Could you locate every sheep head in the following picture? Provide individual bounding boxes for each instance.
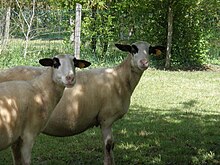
[39,55,91,88]
[115,42,165,71]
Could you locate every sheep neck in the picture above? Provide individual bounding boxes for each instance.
[31,68,65,110]
[115,54,144,94]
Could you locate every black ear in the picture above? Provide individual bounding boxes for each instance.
[115,44,131,52]
[39,57,61,68]
[149,45,166,56]
[39,58,54,67]
[115,44,138,54]
[73,58,91,69]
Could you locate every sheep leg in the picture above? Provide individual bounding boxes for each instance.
[20,135,35,165]
[101,126,115,165]
[11,134,35,165]
[11,138,23,165]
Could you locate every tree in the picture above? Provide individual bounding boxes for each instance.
[0,0,12,54]
[165,0,174,69]
[15,0,36,58]
[1,0,218,68]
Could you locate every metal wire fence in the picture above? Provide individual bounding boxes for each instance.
[0,9,73,56]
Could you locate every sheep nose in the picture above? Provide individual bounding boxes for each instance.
[66,75,74,82]
[140,59,148,65]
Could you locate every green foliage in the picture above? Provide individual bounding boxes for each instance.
[0,0,219,69]
[169,0,218,68]
[79,0,219,69]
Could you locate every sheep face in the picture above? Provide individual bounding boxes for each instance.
[132,42,151,70]
[115,41,164,71]
[39,55,91,87]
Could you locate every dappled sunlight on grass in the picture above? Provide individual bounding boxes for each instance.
[118,142,140,150]
[114,104,220,164]
[137,130,154,137]
[119,128,128,135]
[163,115,182,124]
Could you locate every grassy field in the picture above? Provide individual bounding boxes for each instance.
[0,69,220,165]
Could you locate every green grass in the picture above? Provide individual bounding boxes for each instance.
[0,70,220,165]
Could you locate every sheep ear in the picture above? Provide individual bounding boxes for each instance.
[73,58,91,68]
[115,44,138,54]
[39,58,61,68]
[39,58,54,67]
[149,45,165,56]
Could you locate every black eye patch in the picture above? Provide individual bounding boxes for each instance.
[53,57,61,69]
[131,45,138,54]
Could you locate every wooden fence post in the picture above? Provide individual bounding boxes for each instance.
[74,3,82,59]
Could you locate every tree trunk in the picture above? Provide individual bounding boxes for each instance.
[0,5,11,53]
[165,1,174,69]
[16,0,35,58]
[24,34,29,58]
[91,4,97,54]
[3,6,11,43]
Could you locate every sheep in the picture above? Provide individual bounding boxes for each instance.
[0,66,44,82]
[0,41,164,165]
[42,41,164,165]
[0,55,91,165]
